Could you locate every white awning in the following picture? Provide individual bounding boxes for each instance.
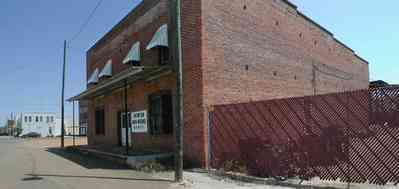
[123,42,140,64]
[99,60,112,78]
[68,66,173,102]
[87,68,99,84]
[146,24,168,50]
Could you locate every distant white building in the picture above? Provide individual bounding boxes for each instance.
[18,113,61,137]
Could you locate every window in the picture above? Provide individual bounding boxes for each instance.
[24,116,28,123]
[95,108,105,135]
[149,91,173,135]
[29,116,32,122]
[46,116,50,123]
[159,47,169,66]
[50,116,54,123]
[35,116,39,122]
[39,116,43,122]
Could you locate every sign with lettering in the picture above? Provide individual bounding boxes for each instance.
[131,110,148,133]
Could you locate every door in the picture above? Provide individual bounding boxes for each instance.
[149,96,162,135]
[120,112,131,147]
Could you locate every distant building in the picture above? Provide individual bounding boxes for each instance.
[18,113,60,137]
[370,80,399,89]
[78,100,88,136]
[65,119,80,136]
[0,126,7,135]
[6,119,17,136]
[370,80,389,88]
[0,117,18,136]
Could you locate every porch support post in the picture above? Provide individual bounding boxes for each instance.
[124,79,129,156]
[73,100,75,146]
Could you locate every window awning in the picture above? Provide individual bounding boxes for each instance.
[68,66,173,102]
[99,60,112,78]
[87,68,99,84]
[123,42,140,64]
[146,24,168,50]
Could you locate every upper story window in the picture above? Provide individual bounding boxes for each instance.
[36,116,39,122]
[159,47,169,66]
[29,116,32,122]
[123,42,141,66]
[24,116,28,123]
[146,24,169,66]
[40,116,43,122]
[87,68,99,85]
[99,60,113,78]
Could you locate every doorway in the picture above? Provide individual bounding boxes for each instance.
[149,91,173,135]
[117,111,131,147]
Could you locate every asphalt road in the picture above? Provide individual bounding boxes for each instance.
[0,136,176,189]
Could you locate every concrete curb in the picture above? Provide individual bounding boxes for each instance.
[72,147,127,165]
[72,147,173,169]
[189,169,341,189]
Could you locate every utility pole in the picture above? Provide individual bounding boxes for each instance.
[61,40,67,148]
[171,0,184,182]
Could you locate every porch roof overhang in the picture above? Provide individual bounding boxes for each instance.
[68,66,173,102]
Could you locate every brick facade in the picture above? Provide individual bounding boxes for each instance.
[81,0,369,168]
[86,0,175,151]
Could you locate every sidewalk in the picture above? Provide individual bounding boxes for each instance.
[74,145,174,169]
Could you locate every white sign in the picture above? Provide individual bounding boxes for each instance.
[131,110,148,133]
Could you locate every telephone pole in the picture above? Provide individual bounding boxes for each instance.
[61,40,67,148]
[171,0,184,182]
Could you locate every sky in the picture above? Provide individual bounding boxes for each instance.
[0,1,398,125]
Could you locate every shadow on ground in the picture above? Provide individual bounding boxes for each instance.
[22,174,174,183]
[45,147,129,170]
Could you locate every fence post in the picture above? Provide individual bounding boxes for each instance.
[208,109,213,169]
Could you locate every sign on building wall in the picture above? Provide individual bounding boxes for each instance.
[131,111,148,133]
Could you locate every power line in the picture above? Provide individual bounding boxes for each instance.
[69,0,104,43]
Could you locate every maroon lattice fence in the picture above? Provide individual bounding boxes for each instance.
[210,87,399,185]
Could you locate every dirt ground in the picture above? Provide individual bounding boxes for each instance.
[21,136,88,148]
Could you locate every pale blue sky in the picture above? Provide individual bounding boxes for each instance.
[0,1,397,125]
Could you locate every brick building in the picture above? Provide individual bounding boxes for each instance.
[70,0,369,167]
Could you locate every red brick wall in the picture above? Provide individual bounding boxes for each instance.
[199,0,369,167]
[180,0,208,167]
[201,0,369,107]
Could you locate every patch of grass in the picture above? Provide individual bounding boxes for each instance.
[220,159,248,174]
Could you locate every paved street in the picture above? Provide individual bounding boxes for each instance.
[0,136,176,189]
[0,136,297,189]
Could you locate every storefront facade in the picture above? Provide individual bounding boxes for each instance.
[70,0,369,168]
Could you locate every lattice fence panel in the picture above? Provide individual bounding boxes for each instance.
[210,87,399,185]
